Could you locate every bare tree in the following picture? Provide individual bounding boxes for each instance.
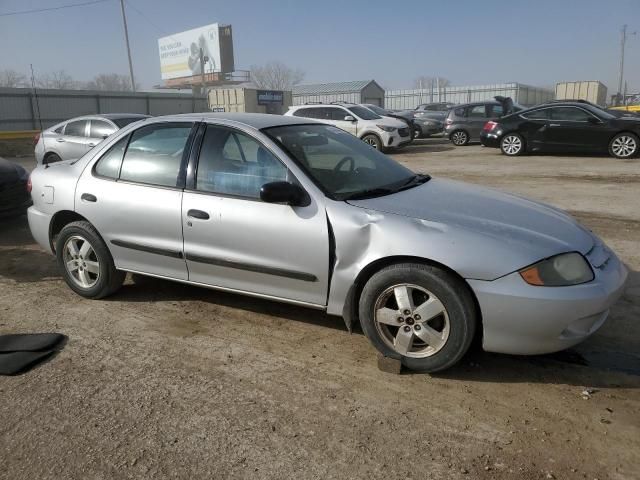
[0,69,27,88]
[37,70,77,89]
[413,76,451,90]
[250,61,305,90]
[86,73,139,92]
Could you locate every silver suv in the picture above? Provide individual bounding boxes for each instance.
[285,103,411,152]
[34,114,150,164]
[444,97,522,145]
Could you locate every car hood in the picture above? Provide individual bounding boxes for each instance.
[377,117,409,128]
[347,178,594,259]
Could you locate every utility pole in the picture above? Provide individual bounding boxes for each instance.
[617,25,636,105]
[119,0,136,92]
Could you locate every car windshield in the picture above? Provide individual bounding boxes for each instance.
[263,124,429,200]
[347,106,381,120]
[113,117,147,128]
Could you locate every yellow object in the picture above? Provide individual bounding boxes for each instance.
[0,130,39,140]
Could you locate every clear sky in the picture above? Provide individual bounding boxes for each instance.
[1,0,638,93]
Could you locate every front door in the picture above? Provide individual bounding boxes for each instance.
[544,106,608,150]
[181,124,329,305]
[76,122,194,280]
[326,107,358,136]
[60,119,91,161]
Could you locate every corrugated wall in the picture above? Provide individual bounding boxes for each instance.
[292,92,362,106]
[0,87,208,131]
[384,83,554,110]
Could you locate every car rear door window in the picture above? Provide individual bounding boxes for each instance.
[467,105,487,118]
[93,135,129,179]
[550,107,592,122]
[489,104,504,117]
[89,120,116,139]
[119,123,192,187]
[196,126,287,199]
[293,108,318,119]
[65,120,87,137]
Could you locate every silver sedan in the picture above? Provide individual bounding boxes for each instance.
[27,113,628,372]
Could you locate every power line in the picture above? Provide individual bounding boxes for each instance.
[124,0,177,40]
[0,0,110,17]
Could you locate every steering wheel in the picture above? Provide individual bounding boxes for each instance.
[333,156,355,173]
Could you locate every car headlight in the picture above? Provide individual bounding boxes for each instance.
[376,125,397,132]
[519,252,594,286]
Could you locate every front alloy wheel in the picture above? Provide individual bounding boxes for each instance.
[501,134,524,156]
[374,284,450,358]
[609,133,639,158]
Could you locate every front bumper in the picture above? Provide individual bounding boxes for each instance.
[468,248,628,355]
[382,129,412,148]
[479,131,500,148]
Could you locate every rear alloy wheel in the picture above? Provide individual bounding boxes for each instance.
[362,134,382,150]
[500,133,525,156]
[359,263,476,372]
[609,133,639,159]
[450,130,469,146]
[56,221,125,299]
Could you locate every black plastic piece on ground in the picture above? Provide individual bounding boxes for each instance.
[0,351,55,375]
[0,333,66,353]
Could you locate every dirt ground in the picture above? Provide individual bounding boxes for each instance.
[1,141,639,480]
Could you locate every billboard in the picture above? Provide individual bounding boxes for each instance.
[158,24,234,81]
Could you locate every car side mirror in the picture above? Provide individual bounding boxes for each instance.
[587,116,601,124]
[343,115,356,122]
[260,181,310,207]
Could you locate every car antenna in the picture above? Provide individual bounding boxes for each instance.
[30,64,47,168]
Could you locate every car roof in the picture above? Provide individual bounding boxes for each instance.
[98,113,151,120]
[149,112,315,129]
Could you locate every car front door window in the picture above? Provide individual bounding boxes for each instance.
[197,126,288,198]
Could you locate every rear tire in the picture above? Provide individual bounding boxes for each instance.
[450,130,469,146]
[362,134,383,151]
[359,263,476,373]
[609,132,639,159]
[55,221,125,299]
[500,133,525,156]
[44,153,62,164]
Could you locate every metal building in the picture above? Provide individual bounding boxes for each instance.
[292,80,385,106]
[384,83,554,110]
[555,81,608,106]
[208,87,292,114]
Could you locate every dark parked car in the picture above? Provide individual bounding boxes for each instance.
[0,158,32,218]
[444,97,522,146]
[480,101,640,158]
[361,104,416,142]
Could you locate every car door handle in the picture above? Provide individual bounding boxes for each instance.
[81,193,97,202]
[549,123,561,127]
[56,138,65,143]
[187,209,210,220]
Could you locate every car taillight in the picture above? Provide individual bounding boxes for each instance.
[33,132,41,146]
[26,175,32,193]
[483,121,498,132]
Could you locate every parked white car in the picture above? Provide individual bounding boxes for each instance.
[285,103,411,151]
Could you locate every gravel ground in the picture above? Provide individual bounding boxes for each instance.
[1,141,639,479]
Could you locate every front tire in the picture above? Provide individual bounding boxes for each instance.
[55,221,125,299]
[609,132,639,159]
[450,130,469,146]
[359,263,476,373]
[500,133,525,156]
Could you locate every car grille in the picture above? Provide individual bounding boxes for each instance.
[585,237,612,270]
[398,127,410,137]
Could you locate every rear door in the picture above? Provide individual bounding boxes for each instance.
[181,123,329,305]
[60,119,91,160]
[517,108,550,150]
[466,105,490,139]
[76,122,194,280]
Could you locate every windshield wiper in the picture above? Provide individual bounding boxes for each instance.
[342,187,396,200]
[396,173,431,191]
